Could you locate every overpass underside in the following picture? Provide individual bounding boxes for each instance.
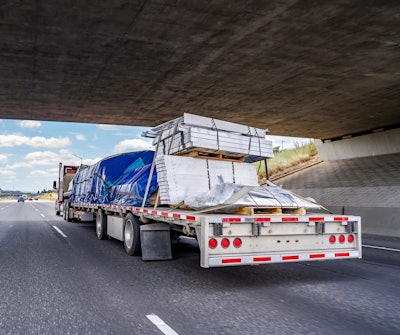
[0,1,399,141]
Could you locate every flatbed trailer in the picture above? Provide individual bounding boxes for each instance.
[69,201,362,268]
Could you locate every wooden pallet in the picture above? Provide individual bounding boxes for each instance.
[234,207,306,216]
[177,148,245,162]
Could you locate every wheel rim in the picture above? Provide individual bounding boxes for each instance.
[124,219,133,249]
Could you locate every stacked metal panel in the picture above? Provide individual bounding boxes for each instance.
[143,113,273,162]
[156,155,259,205]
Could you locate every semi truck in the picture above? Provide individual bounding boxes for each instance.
[57,113,362,268]
[54,163,78,216]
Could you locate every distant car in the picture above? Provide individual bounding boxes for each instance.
[28,197,33,201]
[17,197,25,203]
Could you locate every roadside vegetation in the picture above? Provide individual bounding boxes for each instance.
[257,141,320,184]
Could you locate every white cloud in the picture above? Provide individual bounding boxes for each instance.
[114,139,153,153]
[29,170,49,176]
[0,169,16,176]
[0,134,71,148]
[24,151,62,166]
[76,134,86,141]
[82,157,101,165]
[6,162,31,169]
[18,120,42,128]
[0,154,8,164]
[21,150,100,168]
[97,124,118,131]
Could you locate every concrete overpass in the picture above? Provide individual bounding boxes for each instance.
[1,1,399,149]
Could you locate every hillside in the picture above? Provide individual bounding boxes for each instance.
[257,141,321,183]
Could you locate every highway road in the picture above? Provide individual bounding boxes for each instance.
[0,200,399,335]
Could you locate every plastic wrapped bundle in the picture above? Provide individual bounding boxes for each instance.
[185,182,320,212]
[70,151,156,205]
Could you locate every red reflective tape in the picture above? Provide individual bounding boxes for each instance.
[334,217,348,221]
[186,215,196,221]
[309,217,325,221]
[151,210,158,215]
[335,252,350,257]
[222,258,242,264]
[255,217,271,222]
[172,213,181,219]
[253,257,272,262]
[309,253,325,259]
[282,255,299,261]
[222,218,242,223]
[282,217,298,222]
[143,209,148,213]
[135,207,141,212]
[161,212,168,216]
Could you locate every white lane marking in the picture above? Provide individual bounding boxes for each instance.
[363,244,400,252]
[146,314,179,335]
[40,213,45,218]
[53,226,67,238]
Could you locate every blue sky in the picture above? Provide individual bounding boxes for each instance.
[0,119,311,193]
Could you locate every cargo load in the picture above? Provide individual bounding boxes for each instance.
[70,150,157,206]
[56,113,362,268]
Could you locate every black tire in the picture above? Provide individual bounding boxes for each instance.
[123,213,141,256]
[64,202,72,222]
[96,209,107,240]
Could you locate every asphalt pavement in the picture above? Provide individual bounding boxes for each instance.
[0,200,399,335]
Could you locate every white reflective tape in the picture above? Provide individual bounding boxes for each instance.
[53,226,67,238]
[146,314,179,335]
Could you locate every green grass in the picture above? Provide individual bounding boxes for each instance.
[256,141,318,183]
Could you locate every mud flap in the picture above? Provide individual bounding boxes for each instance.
[140,223,172,261]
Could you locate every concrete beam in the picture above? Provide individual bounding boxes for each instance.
[316,128,400,160]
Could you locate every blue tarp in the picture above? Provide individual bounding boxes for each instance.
[70,151,158,206]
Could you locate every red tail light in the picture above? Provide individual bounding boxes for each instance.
[329,235,336,244]
[209,239,217,249]
[233,238,242,248]
[339,235,345,243]
[348,234,355,243]
[221,238,230,248]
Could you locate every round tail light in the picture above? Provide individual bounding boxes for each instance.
[221,238,230,248]
[209,238,217,249]
[233,238,242,248]
[329,235,336,244]
[348,234,355,243]
[339,235,345,243]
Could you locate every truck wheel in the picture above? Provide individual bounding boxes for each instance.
[96,210,107,240]
[123,213,141,256]
[64,202,72,222]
